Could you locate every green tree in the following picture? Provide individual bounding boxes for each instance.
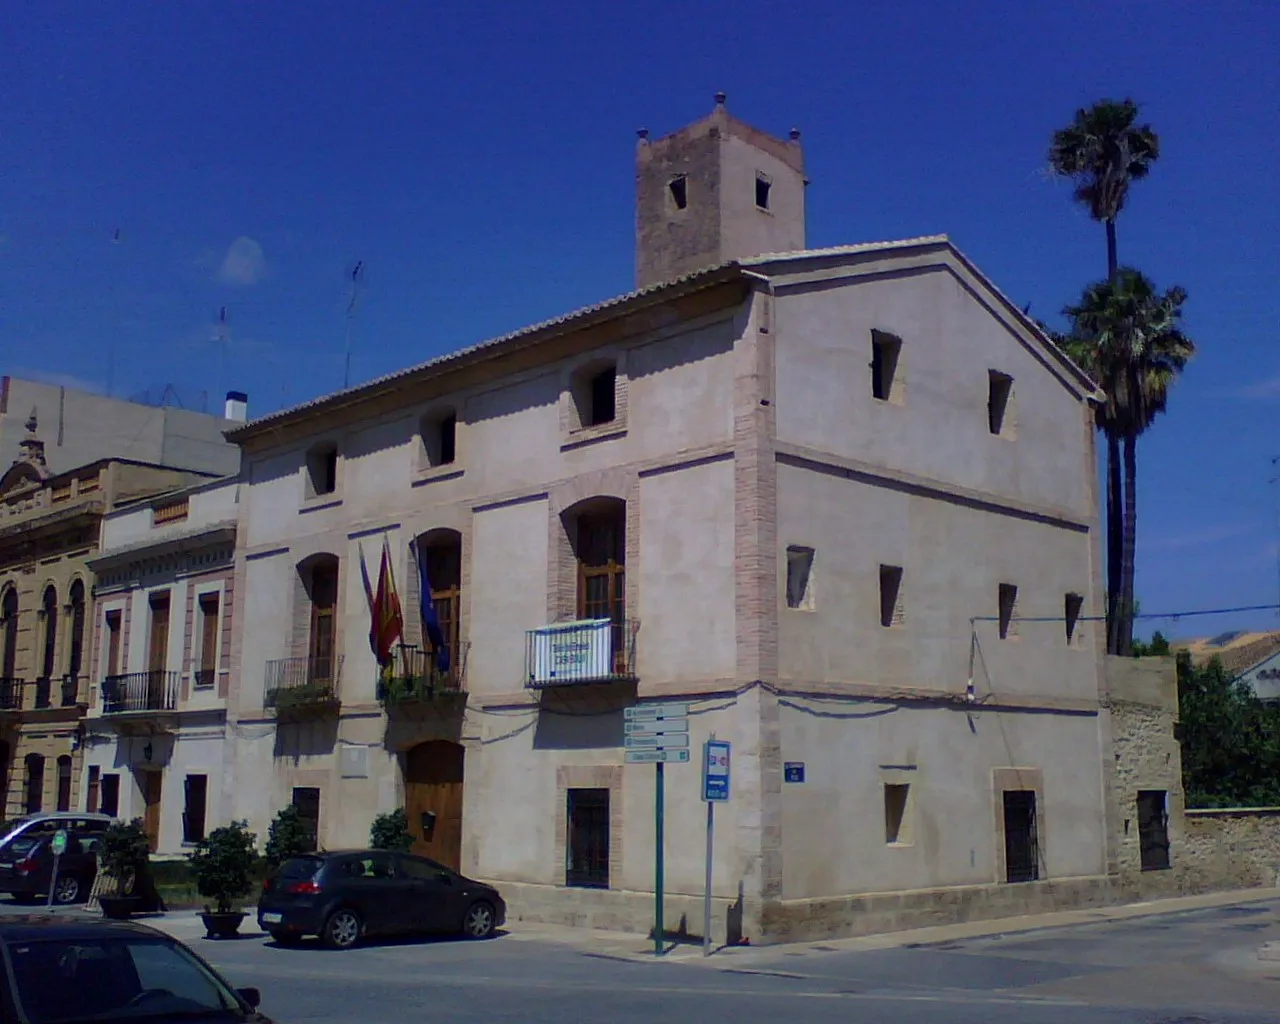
[264,805,311,868]
[1049,99,1159,655]
[1131,629,1169,657]
[189,821,258,914]
[1063,270,1194,654]
[369,809,415,852]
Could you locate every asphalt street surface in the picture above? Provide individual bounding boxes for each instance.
[4,897,1279,1022]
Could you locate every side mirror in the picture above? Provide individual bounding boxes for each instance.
[236,988,261,1009]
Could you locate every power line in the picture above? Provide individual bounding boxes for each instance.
[971,602,1280,625]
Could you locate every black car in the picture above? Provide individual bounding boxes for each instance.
[0,915,271,1022]
[0,814,113,905]
[257,850,505,949]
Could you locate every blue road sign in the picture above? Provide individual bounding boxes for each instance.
[703,739,731,801]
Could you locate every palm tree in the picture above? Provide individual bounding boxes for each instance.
[1049,99,1159,654]
[1064,270,1195,654]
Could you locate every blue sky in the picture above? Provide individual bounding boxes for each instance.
[2,1,1278,639]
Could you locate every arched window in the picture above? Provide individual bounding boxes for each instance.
[24,753,44,814]
[41,585,58,679]
[56,754,72,812]
[68,580,86,679]
[1,588,17,681]
[413,531,461,673]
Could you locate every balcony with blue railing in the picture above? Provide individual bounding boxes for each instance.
[524,619,638,689]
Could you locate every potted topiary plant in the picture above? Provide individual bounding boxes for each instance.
[264,805,311,869]
[190,820,258,939]
[98,819,153,920]
[369,809,414,852]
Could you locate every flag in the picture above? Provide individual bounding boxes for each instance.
[372,537,404,667]
[411,539,451,673]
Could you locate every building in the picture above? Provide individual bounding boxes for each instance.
[1175,630,1280,702]
[0,410,226,821]
[222,96,1109,943]
[81,477,238,852]
[0,378,244,479]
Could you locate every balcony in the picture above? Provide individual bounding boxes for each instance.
[30,675,86,712]
[525,618,638,689]
[377,644,469,710]
[102,671,180,716]
[265,656,342,719]
[0,678,23,714]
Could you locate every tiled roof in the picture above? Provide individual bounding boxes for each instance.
[1175,631,1280,676]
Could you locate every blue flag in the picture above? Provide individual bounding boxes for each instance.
[411,539,450,673]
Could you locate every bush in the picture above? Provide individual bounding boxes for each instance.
[264,806,312,868]
[100,819,150,889]
[189,821,258,914]
[369,809,414,852]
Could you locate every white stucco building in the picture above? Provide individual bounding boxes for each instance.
[220,98,1112,943]
[82,477,238,854]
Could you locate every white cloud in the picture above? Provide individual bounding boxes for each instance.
[1146,524,1250,550]
[217,236,267,286]
[1238,374,1280,399]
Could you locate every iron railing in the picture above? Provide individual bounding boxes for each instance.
[264,656,343,711]
[525,618,638,689]
[60,674,83,707]
[377,643,469,707]
[0,678,23,712]
[102,671,180,714]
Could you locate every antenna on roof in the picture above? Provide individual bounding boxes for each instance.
[343,260,364,390]
[215,306,230,402]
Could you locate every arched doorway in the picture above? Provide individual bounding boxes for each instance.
[404,741,464,871]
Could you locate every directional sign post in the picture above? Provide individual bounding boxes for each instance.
[625,703,689,955]
[47,829,67,909]
[701,738,731,956]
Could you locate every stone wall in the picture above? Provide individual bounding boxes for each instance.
[1180,808,1280,892]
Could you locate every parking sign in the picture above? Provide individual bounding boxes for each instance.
[702,739,730,802]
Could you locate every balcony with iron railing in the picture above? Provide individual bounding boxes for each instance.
[101,671,180,715]
[0,678,23,713]
[376,643,469,710]
[264,656,343,717]
[32,675,85,711]
[525,618,638,689]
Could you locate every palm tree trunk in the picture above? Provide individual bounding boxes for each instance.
[1106,433,1123,654]
[1106,219,1118,280]
[1120,432,1138,656]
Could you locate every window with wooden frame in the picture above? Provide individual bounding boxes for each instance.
[1,588,17,679]
[196,593,220,687]
[148,592,171,673]
[68,580,86,680]
[422,538,462,669]
[56,755,72,812]
[104,610,122,677]
[575,502,626,670]
[307,560,339,683]
[183,774,208,844]
[86,765,101,814]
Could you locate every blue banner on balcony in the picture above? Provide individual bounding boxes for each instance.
[528,619,613,685]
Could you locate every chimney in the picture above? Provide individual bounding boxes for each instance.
[224,391,248,423]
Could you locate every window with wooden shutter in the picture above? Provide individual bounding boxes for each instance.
[183,775,208,843]
[197,594,220,687]
[87,765,101,814]
[105,611,122,677]
[575,503,625,671]
[308,562,339,682]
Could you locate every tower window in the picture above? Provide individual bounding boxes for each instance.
[871,331,902,402]
[668,175,688,211]
[988,371,1014,436]
[755,176,771,210]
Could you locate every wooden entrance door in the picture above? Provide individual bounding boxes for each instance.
[404,742,464,871]
[142,772,162,851]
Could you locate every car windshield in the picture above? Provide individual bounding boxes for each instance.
[6,934,244,1022]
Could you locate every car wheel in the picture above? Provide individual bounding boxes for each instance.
[322,909,362,950]
[270,930,303,947]
[52,875,81,905]
[462,901,496,940]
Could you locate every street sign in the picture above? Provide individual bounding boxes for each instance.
[625,718,688,734]
[624,703,689,721]
[784,762,805,784]
[50,830,67,857]
[625,732,690,749]
[625,748,690,764]
[703,740,731,802]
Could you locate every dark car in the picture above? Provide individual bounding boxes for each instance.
[0,814,114,905]
[0,915,272,1022]
[257,850,505,949]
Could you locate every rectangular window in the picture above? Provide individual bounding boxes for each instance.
[1137,790,1171,871]
[1064,593,1084,645]
[292,787,321,853]
[566,788,610,888]
[879,565,904,627]
[308,564,339,682]
[998,583,1018,639]
[884,783,911,844]
[87,766,101,814]
[197,594,220,687]
[871,330,902,402]
[148,593,171,673]
[755,175,771,210]
[308,445,339,497]
[99,773,120,817]
[438,414,457,465]
[183,775,208,844]
[105,611,122,677]
[56,757,72,813]
[668,175,688,210]
[786,546,815,610]
[988,371,1013,436]
[1002,790,1039,883]
[589,368,617,426]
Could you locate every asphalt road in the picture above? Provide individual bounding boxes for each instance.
[5,897,1280,1022]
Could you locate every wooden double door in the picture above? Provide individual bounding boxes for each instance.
[404,742,464,872]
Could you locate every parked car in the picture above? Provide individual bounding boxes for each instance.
[258,850,505,949]
[0,915,272,1022]
[0,813,114,905]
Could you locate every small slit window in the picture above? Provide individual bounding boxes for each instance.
[785,546,815,610]
[879,565,904,628]
[307,443,339,497]
[755,175,771,210]
[884,783,911,844]
[998,582,1018,639]
[988,371,1014,436]
[871,330,902,402]
[668,175,688,211]
[1065,593,1084,645]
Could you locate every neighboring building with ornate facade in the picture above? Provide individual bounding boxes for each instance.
[82,477,237,853]
[0,411,222,822]
[220,98,1113,943]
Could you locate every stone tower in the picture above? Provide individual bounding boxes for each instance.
[635,93,806,290]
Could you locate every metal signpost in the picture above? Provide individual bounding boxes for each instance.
[624,702,689,955]
[47,829,67,909]
[701,738,730,956]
